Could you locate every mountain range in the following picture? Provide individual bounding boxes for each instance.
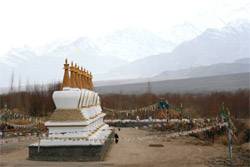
[155,57,250,79]
[158,22,202,45]
[0,28,176,87]
[93,57,250,87]
[0,19,249,88]
[98,19,250,80]
[95,73,250,95]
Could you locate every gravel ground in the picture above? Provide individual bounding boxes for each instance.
[0,128,249,167]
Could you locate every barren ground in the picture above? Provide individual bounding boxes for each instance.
[0,128,249,167]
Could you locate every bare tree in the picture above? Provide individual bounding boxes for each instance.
[9,71,15,93]
[18,77,22,92]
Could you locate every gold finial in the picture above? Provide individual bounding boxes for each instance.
[85,70,89,89]
[90,72,94,90]
[90,72,92,79]
[70,61,76,88]
[77,65,82,89]
[61,58,71,89]
[86,70,90,79]
[89,72,93,90]
[80,66,84,89]
[74,63,79,87]
[81,67,86,89]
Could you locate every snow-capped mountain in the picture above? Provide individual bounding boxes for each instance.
[95,28,175,61]
[223,18,250,33]
[0,28,175,87]
[100,19,250,80]
[1,19,249,87]
[0,46,37,67]
[37,37,78,56]
[158,22,202,45]
[191,3,250,31]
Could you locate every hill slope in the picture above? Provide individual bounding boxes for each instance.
[95,73,250,94]
[155,57,250,79]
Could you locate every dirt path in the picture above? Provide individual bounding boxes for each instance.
[0,128,235,167]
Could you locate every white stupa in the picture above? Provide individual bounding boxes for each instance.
[29,59,113,161]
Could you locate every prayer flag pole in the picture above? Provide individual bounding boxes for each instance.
[38,119,40,153]
[226,108,233,167]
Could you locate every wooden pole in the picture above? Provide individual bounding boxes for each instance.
[38,120,40,153]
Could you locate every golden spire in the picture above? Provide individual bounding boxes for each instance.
[77,65,82,89]
[86,70,90,90]
[83,68,87,89]
[89,72,92,78]
[80,66,85,89]
[89,72,94,90]
[70,61,76,88]
[74,63,79,88]
[61,58,71,89]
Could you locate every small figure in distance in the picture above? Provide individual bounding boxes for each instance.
[149,116,152,122]
[114,133,119,144]
[118,128,121,131]
[136,116,140,122]
[1,123,5,139]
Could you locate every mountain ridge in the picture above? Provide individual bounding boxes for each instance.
[0,28,175,87]
[99,19,250,80]
[0,19,249,87]
[95,72,250,95]
[155,57,250,79]
[93,57,250,87]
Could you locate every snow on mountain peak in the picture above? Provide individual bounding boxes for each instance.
[158,22,202,45]
[223,18,250,32]
[95,28,175,61]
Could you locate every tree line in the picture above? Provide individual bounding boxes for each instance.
[101,90,249,119]
[0,81,249,119]
[0,82,60,117]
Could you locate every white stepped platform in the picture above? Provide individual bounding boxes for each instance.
[29,88,113,161]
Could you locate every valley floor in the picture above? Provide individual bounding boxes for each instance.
[0,128,249,167]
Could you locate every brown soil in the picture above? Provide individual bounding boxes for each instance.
[0,128,249,167]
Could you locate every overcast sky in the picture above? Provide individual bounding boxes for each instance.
[0,0,249,56]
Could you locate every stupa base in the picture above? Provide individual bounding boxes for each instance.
[28,131,114,162]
